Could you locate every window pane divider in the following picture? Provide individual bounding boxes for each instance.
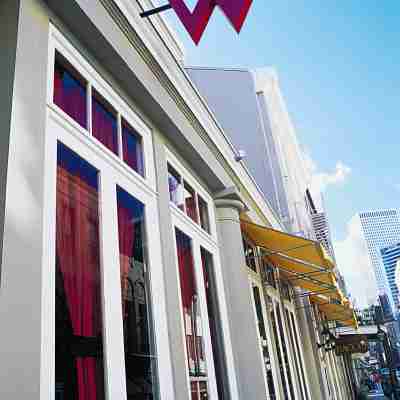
[87,82,93,136]
[117,112,123,159]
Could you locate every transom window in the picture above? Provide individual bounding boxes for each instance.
[53,51,145,178]
[167,161,211,235]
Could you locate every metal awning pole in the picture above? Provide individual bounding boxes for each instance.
[140,4,172,18]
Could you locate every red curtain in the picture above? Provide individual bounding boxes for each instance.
[54,66,87,129]
[92,97,118,155]
[56,166,104,400]
[185,196,198,223]
[117,202,135,318]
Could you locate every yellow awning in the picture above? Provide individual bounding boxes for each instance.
[241,219,341,299]
[310,295,358,328]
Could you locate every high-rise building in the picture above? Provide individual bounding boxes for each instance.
[186,67,315,239]
[380,242,400,310]
[359,209,400,310]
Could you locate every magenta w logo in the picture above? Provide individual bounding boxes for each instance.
[169,0,253,44]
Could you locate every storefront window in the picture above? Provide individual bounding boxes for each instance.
[55,142,104,400]
[285,309,305,400]
[54,53,87,129]
[175,229,209,400]
[122,119,144,177]
[201,248,226,400]
[271,308,289,400]
[253,287,276,399]
[117,187,157,400]
[92,90,119,155]
[276,307,295,400]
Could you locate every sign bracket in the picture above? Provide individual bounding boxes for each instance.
[140,4,172,18]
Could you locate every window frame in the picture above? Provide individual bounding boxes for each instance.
[168,151,238,400]
[48,26,154,189]
[41,25,174,400]
[166,149,216,240]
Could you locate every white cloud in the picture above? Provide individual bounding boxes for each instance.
[302,151,351,208]
[333,215,378,308]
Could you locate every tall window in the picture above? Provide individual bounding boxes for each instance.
[175,229,208,400]
[201,248,227,400]
[55,143,104,400]
[117,187,157,400]
[253,288,276,399]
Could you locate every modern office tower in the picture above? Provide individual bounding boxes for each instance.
[380,242,400,310]
[359,209,400,310]
[187,67,315,239]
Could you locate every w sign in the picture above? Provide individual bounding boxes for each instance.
[169,0,253,44]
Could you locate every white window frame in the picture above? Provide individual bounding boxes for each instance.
[47,25,156,192]
[166,148,217,241]
[168,150,239,400]
[40,25,174,400]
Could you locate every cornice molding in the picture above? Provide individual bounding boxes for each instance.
[98,0,283,230]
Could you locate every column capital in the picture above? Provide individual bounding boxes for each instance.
[214,186,247,213]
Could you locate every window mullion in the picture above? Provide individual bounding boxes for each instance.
[117,112,123,159]
[87,82,93,135]
[98,171,127,400]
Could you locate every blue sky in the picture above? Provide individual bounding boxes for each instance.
[163,0,400,241]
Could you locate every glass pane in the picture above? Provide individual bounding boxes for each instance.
[55,142,104,400]
[276,307,295,400]
[92,90,118,155]
[253,289,276,399]
[198,196,210,233]
[54,54,87,129]
[184,181,198,223]
[191,382,199,400]
[175,229,207,377]
[168,164,184,210]
[201,248,223,399]
[117,187,158,400]
[199,382,208,400]
[271,309,289,400]
[122,119,144,177]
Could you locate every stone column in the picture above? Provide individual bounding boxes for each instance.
[215,194,268,400]
[0,1,50,399]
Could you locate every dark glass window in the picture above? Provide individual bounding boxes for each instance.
[253,287,276,399]
[271,309,289,400]
[92,90,118,155]
[168,164,184,210]
[122,119,144,177]
[175,230,209,400]
[198,196,210,234]
[201,248,228,400]
[184,181,198,223]
[117,187,157,400]
[54,53,87,129]
[55,143,104,400]
[276,307,295,400]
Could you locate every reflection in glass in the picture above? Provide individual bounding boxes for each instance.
[168,164,184,210]
[184,181,198,223]
[55,142,104,400]
[117,187,158,400]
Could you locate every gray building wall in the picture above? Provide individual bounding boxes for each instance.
[187,68,288,225]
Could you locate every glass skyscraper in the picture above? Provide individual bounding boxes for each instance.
[359,209,400,311]
[381,243,400,310]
